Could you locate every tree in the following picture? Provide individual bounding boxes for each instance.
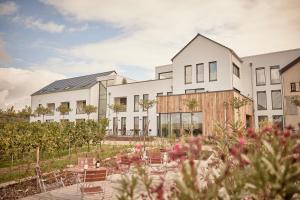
[109,103,125,135]
[94,118,109,155]
[56,104,72,120]
[83,105,97,120]
[291,95,300,107]
[19,106,32,120]
[229,96,249,120]
[139,99,156,149]
[34,105,52,122]
[185,98,199,136]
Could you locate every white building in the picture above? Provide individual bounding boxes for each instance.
[31,34,300,136]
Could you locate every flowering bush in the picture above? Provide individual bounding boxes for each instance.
[116,123,300,200]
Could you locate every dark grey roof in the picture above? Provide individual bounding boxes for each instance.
[31,71,116,96]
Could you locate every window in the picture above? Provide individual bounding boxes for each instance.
[270,66,280,84]
[290,82,300,92]
[113,117,118,135]
[134,95,139,112]
[47,103,55,116]
[114,97,127,112]
[291,83,296,92]
[61,102,70,115]
[185,88,204,94]
[167,92,173,96]
[273,115,283,130]
[142,94,149,111]
[209,61,217,81]
[271,90,282,110]
[257,91,267,110]
[233,63,240,78]
[134,117,139,135]
[157,93,163,96]
[121,117,126,135]
[196,63,204,82]
[142,116,148,133]
[184,65,192,84]
[258,116,268,126]
[256,68,266,85]
[285,96,298,115]
[158,71,172,79]
[76,100,86,114]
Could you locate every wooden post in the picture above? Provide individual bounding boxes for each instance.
[36,146,40,166]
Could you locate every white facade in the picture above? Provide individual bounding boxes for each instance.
[107,78,172,136]
[242,49,300,126]
[31,34,300,134]
[31,85,99,122]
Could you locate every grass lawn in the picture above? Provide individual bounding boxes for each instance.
[0,144,132,184]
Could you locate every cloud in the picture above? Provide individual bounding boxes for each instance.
[68,24,89,32]
[0,1,17,15]
[40,0,300,68]
[13,16,65,33]
[0,68,66,110]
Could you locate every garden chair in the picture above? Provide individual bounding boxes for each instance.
[147,150,166,176]
[78,169,108,199]
[35,166,65,192]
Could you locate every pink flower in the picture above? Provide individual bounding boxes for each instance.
[238,137,246,147]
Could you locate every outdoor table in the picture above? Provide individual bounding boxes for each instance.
[65,166,107,173]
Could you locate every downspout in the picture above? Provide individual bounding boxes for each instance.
[249,62,254,127]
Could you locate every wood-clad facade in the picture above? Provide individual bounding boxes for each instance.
[156,90,253,135]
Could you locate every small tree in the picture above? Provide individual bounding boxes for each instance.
[83,105,97,120]
[34,105,52,122]
[95,118,109,155]
[56,104,72,120]
[19,106,33,121]
[109,103,125,135]
[185,98,199,136]
[230,97,249,120]
[139,99,156,149]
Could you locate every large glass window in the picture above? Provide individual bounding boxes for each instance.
[134,95,139,112]
[196,63,204,82]
[142,116,148,134]
[192,112,203,135]
[76,100,86,114]
[159,112,203,137]
[271,90,282,110]
[184,65,192,84]
[121,117,126,135]
[159,71,172,79]
[134,117,139,135]
[47,103,55,116]
[157,93,163,96]
[209,61,217,81]
[270,66,280,84]
[257,91,267,110]
[170,113,181,137]
[256,68,266,85]
[233,63,240,78]
[185,88,204,94]
[182,113,191,135]
[143,94,149,111]
[113,117,118,135]
[160,114,169,137]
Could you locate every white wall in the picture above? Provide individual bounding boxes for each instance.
[155,64,173,79]
[171,36,233,94]
[242,49,300,127]
[31,86,99,122]
[107,78,172,136]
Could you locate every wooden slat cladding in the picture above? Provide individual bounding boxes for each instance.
[157,90,253,135]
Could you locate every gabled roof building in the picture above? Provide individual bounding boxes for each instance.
[31,34,300,136]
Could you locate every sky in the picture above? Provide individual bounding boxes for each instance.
[0,0,299,110]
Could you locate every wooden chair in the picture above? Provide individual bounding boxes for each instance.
[78,169,107,199]
[35,166,65,192]
[148,151,163,165]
